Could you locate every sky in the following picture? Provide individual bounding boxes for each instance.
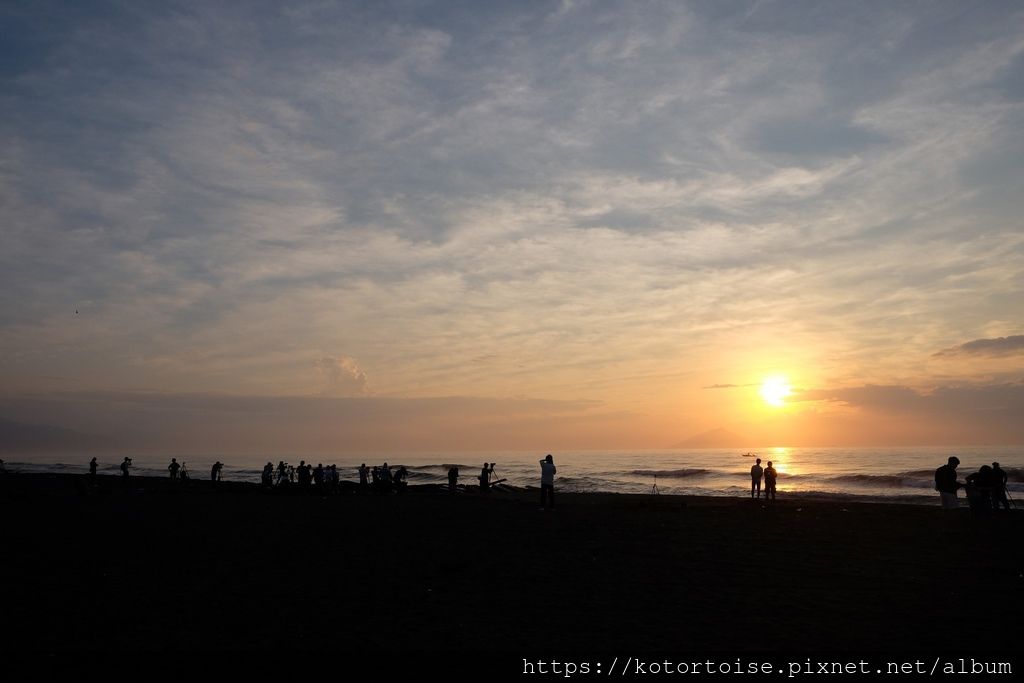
[2,0,1023,453]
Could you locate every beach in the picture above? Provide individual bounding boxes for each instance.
[1,472,1020,655]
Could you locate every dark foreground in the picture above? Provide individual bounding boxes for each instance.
[1,473,1020,654]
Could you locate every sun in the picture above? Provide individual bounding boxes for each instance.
[760,376,792,407]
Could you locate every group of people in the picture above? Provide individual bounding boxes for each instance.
[259,460,400,493]
[112,456,221,483]
[355,462,409,493]
[934,456,1011,512]
[749,458,778,501]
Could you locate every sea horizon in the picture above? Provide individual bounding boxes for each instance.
[6,445,1021,505]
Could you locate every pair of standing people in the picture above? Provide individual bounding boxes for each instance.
[750,458,777,501]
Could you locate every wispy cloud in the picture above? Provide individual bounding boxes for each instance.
[314,356,370,396]
[933,335,1024,358]
[1,1,1023,445]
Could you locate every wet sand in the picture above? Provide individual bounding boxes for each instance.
[1,472,1019,653]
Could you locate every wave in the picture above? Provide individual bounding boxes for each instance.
[827,474,934,489]
[407,464,475,472]
[629,469,710,479]
[897,469,937,478]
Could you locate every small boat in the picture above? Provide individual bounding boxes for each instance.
[741,452,757,457]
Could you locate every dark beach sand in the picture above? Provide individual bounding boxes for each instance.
[1,473,1020,653]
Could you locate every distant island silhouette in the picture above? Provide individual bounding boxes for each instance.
[671,427,744,449]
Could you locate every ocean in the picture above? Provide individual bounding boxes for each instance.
[5,446,1022,504]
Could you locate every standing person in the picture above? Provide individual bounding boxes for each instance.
[991,462,1010,511]
[358,463,369,490]
[180,462,189,481]
[539,454,557,511]
[479,462,494,494]
[211,461,223,484]
[88,457,98,480]
[447,466,459,494]
[750,458,763,499]
[934,456,963,509]
[763,461,777,502]
[120,457,131,480]
[168,458,180,480]
[262,462,274,488]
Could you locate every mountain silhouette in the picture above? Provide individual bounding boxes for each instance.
[671,427,744,448]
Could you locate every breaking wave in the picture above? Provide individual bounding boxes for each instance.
[629,469,710,479]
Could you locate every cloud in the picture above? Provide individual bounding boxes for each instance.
[314,356,369,396]
[791,382,1024,443]
[0,417,111,453]
[0,390,620,453]
[1,1,1022,431]
[933,335,1024,358]
[797,382,1024,412]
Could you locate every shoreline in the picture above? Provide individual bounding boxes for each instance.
[0,470,948,506]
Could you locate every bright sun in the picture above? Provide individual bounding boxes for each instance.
[760,377,792,407]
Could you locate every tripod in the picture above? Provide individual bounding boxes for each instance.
[651,474,660,496]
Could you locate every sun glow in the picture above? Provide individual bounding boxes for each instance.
[760,377,792,407]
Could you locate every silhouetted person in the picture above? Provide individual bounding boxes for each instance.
[991,462,1010,511]
[0,459,5,474]
[329,464,339,494]
[168,458,180,480]
[276,461,287,486]
[965,465,995,515]
[750,458,763,499]
[120,457,131,480]
[539,454,556,510]
[297,461,310,488]
[211,461,224,484]
[88,457,98,479]
[763,461,777,501]
[479,462,494,494]
[394,466,408,492]
[262,462,274,488]
[381,462,392,485]
[313,463,325,490]
[448,466,459,494]
[180,462,189,481]
[358,463,369,489]
[935,456,963,509]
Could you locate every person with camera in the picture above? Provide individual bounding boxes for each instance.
[479,462,495,494]
[539,454,556,511]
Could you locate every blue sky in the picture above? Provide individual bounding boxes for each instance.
[2,0,1023,450]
